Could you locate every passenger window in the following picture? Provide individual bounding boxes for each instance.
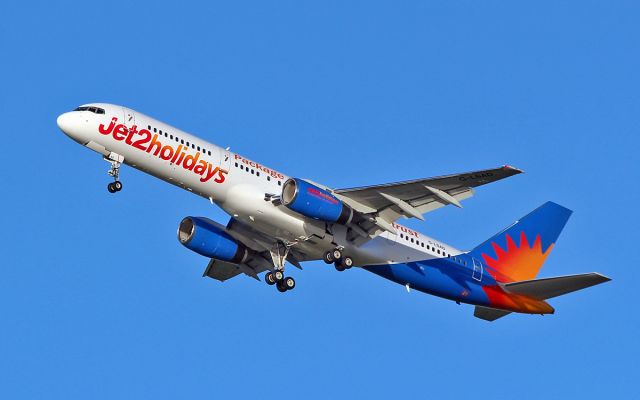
[400,234,403,239]
[154,128,157,133]
[148,125,151,130]
[198,146,201,151]
[251,169,255,174]
[278,181,282,186]
[410,238,414,243]
[267,176,271,181]
[235,163,238,167]
[208,151,211,156]
[256,172,260,177]
[421,243,424,247]
[181,139,184,144]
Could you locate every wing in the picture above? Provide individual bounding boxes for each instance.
[333,165,522,241]
[200,218,309,282]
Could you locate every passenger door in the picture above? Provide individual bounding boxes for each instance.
[122,107,136,129]
[220,148,231,172]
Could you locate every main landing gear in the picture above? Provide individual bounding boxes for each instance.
[104,154,123,194]
[265,271,296,292]
[323,248,354,272]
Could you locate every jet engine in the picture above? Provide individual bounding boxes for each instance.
[281,178,354,224]
[178,217,248,263]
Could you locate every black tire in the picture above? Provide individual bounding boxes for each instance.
[332,249,342,261]
[284,277,295,290]
[114,181,123,191]
[323,251,335,264]
[335,262,346,272]
[274,270,284,281]
[107,182,117,193]
[265,272,276,285]
[343,256,354,269]
[276,281,287,292]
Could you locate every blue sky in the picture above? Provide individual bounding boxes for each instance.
[0,1,638,398]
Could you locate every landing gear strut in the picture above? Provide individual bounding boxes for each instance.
[104,153,123,193]
[266,242,296,292]
[324,248,354,272]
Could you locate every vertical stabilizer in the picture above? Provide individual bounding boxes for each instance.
[470,202,572,282]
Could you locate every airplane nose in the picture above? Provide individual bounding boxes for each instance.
[56,112,74,134]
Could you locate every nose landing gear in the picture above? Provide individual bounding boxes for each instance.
[107,181,123,193]
[104,153,124,193]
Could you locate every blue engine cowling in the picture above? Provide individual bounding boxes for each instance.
[178,217,248,263]
[281,178,353,224]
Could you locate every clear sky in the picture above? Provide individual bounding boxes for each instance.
[0,1,638,398]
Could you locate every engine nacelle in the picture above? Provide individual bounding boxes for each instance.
[281,178,353,224]
[178,217,248,263]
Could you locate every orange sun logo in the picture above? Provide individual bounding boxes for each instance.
[482,231,553,282]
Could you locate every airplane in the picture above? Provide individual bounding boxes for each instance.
[57,103,611,321]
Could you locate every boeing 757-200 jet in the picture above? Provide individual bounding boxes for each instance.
[57,103,610,321]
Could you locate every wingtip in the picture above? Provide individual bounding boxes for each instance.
[592,273,612,283]
[502,165,525,174]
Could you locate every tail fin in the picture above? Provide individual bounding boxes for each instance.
[470,201,572,282]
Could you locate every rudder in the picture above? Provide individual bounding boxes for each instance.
[469,202,572,282]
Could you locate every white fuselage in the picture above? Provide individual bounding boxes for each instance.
[57,103,461,266]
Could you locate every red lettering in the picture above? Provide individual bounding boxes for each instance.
[125,125,138,145]
[99,117,117,135]
[160,145,174,160]
[214,169,227,183]
[145,133,162,155]
[132,130,151,151]
[112,124,128,141]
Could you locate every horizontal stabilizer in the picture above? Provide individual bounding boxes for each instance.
[504,273,611,300]
[474,306,512,321]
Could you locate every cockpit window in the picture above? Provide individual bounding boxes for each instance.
[74,106,105,114]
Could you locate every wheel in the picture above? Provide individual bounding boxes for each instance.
[332,249,342,260]
[284,277,295,290]
[274,270,284,281]
[265,272,276,285]
[342,256,354,269]
[323,251,335,264]
[276,281,287,292]
[335,262,346,272]
[114,181,123,191]
[107,182,117,193]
